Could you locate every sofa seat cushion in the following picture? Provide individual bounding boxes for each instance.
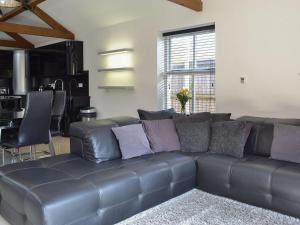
[24,179,99,225]
[143,152,196,191]
[272,164,300,217]
[197,154,242,196]
[0,152,196,225]
[230,157,286,208]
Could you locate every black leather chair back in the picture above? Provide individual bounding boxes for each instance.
[52,91,66,117]
[50,91,66,135]
[18,91,53,147]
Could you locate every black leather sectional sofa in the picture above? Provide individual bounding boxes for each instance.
[1,116,300,225]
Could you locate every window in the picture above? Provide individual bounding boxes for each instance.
[162,25,216,114]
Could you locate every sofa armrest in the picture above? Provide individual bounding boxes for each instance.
[69,117,140,163]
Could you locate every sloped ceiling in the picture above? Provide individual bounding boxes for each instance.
[0,0,184,47]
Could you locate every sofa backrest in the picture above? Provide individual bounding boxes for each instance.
[69,116,140,163]
[237,116,300,156]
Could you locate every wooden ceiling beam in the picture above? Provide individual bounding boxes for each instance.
[168,0,203,11]
[0,0,46,22]
[0,0,74,49]
[0,21,74,39]
[0,0,46,48]
[30,6,73,35]
[6,32,34,49]
[0,39,33,48]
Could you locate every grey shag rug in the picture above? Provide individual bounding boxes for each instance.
[117,189,300,225]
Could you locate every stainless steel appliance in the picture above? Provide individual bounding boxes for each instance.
[13,50,29,95]
[0,87,9,95]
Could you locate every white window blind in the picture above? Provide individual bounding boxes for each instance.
[163,25,216,114]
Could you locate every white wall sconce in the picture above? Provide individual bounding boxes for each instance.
[97,48,135,90]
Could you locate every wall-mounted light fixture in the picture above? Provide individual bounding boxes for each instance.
[98,48,134,71]
[97,48,135,90]
[98,48,133,56]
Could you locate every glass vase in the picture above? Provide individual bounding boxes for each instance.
[180,103,186,114]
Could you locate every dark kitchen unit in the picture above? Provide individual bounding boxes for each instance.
[0,50,24,112]
[0,41,90,136]
[29,41,90,136]
[0,50,13,96]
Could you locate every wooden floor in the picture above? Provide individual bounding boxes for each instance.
[1,136,71,166]
[19,136,71,155]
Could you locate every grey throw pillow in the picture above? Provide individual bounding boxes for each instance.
[271,123,300,163]
[112,124,153,159]
[137,108,176,120]
[173,112,211,123]
[211,113,231,122]
[142,119,181,152]
[176,121,211,153]
[209,121,252,158]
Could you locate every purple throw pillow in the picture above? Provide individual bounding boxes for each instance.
[271,123,300,163]
[142,119,181,152]
[112,124,153,159]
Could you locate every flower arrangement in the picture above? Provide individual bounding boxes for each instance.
[176,87,192,114]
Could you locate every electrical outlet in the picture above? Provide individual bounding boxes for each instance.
[240,77,246,84]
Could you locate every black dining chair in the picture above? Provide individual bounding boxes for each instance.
[50,90,66,136]
[48,90,66,154]
[0,91,53,165]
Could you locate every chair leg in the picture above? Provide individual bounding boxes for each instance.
[1,147,5,166]
[30,146,33,160]
[49,131,56,156]
[11,148,17,164]
[18,148,23,162]
[33,145,37,160]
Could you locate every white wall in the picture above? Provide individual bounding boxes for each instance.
[82,0,300,119]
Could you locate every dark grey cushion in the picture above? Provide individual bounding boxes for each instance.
[211,113,231,122]
[271,123,300,163]
[137,108,176,120]
[173,112,211,123]
[176,121,211,153]
[209,121,252,158]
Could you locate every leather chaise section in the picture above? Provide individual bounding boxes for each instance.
[24,179,99,225]
[82,168,140,225]
[0,152,196,225]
